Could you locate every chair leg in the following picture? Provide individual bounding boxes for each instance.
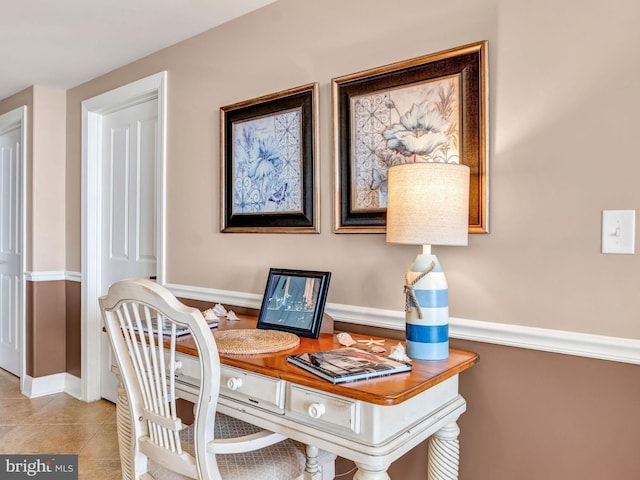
[116,379,135,480]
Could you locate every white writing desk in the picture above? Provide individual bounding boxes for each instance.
[164,315,478,480]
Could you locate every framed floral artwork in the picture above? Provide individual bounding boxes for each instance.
[332,41,488,233]
[221,83,319,233]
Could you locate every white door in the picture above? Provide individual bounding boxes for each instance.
[99,99,158,402]
[0,117,23,376]
[82,72,166,403]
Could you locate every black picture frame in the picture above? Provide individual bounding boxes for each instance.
[332,41,488,233]
[220,83,319,233]
[257,268,331,339]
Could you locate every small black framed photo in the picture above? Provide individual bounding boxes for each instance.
[257,268,331,339]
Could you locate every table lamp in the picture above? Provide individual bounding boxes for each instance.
[386,162,470,360]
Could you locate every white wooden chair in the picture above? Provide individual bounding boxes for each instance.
[100,278,335,480]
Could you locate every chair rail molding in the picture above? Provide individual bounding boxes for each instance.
[166,282,640,365]
[26,271,82,282]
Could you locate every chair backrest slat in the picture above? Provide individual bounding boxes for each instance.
[168,323,181,453]
[144,307,166,447]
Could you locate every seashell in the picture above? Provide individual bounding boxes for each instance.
[389,343,412,363]
[336,332,357,347]
[226,310,239,321]
[370,345,387,353]
[213,303,228,316]
[202,308,219,321]
[357,338,385,347]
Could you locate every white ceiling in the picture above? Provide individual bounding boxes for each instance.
[0,0,275,100]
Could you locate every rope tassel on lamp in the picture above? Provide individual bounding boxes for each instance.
[386,162,470,360]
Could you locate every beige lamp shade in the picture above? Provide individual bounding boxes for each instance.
[386,162,470,246]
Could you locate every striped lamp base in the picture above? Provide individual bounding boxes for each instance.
[405,253,449,360]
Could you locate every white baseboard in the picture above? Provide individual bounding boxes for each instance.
[23,373,82,399]
[166,282,640,365]
[64,373,83,399]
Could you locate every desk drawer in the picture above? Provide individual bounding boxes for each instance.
[287,384,360,435]
[220,366,285,414]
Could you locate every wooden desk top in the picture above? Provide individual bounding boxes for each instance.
[175,314,478,407]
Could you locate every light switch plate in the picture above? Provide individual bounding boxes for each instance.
[601,210,635,254]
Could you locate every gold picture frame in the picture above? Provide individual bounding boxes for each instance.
[221,83,320,233]
[332,41,488,233]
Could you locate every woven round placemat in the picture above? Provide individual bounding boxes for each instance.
[213,329,300,354]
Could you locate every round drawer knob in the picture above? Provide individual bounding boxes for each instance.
[308,402,326,419]
[227,377,243,390]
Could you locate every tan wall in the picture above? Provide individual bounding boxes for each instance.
[0,86,66,272]
[31,86,66,271]
[64,0,640,340]
[65,280,81,377]
[25,281,66,377]
[333,336,640,480]
[451,339,640,480]
[1,88,68,378]
[4,0,640,477]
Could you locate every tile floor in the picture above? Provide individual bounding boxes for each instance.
[0,368,121,479]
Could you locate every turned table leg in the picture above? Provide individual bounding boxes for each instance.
[427,421,461,480]
[353,462,391,480]
[305,444,321,480]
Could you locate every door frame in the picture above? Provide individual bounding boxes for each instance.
[81,72,167,401]
[0,106,27,389]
